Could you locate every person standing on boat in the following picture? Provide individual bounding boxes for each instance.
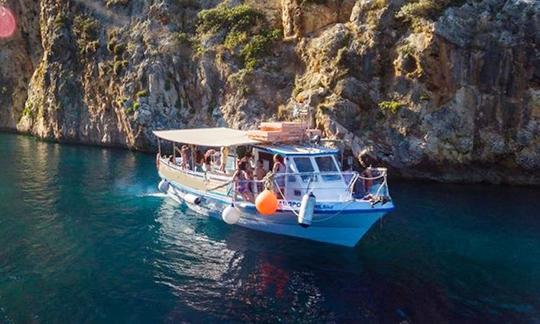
[254,160,266,194]
[239,152,254,176]
[238,152,255,191]
[203,149,216,172]
[272,154,286,198]
[233,161,254,202]
[219,146,229,173]
[179,145,190,169]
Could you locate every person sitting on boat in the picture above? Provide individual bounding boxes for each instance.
[233,161,254,202]
[272,154,286,198]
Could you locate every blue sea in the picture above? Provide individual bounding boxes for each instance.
[0,133,539,323]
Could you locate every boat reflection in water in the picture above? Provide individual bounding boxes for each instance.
[152,197,343,321]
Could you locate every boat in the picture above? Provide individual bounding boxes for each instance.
[153,124,394,247]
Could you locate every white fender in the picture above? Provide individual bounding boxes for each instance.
[222,205,241,225]
[158,179,169,193]
[298,192,316,228]
[184,193,201,205]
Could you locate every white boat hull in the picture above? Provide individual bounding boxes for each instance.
[163,179,394,247]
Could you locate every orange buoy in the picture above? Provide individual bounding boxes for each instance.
[255,189,278,215]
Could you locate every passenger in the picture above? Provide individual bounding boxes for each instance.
[255,160,266,180]
[194,150,205,172]
[203,149,216,172]
[180,145,190,169]
[272,154,286,198]
[233,161,254,202]
[254,160,266,193]
[219,146,229,173]
[361,167,373,194]
[241,152,254,179]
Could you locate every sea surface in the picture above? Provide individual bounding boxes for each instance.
[0,133,539,323]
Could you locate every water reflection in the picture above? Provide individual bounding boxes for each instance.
[152,195,373,322]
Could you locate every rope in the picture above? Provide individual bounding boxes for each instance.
[205,179,234,192]
[262,172,275,190]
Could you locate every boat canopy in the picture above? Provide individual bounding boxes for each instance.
[255,144,339,156]
[153,127,261,147]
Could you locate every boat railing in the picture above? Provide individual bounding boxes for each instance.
[233,169,389,201]
[159,155,390,202]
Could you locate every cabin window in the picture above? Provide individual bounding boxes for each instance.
[293,157,315,182]
[315,156,341,181]
[294,157,314,173]
[287,160,297,182]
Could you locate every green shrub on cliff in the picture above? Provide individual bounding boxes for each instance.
[197,4,264,34]
[136,90,149,98]
[73,15,100,56]
[113,60,128,74]
[224,31,248,50]
[22,101,33,117]
[396,0,465,30]
[197,4,282,70]
[378,101,402,114]
[53,14,67,29]
[125,101,139,114]
[241,30,280,70]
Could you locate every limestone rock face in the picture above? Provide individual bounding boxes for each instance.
[0,0,538,184]
[0,0,41,129]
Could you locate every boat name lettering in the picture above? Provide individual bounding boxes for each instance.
[279,201,334,210]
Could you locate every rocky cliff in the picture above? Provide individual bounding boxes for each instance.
[0,0,539,184]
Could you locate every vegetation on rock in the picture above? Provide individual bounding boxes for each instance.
[378,101,402,114]
[241,29,281,70]
[106,0,129,8]
[396,0,466,30]
[53,13,67,29]
[197,4,264,34]
[73,15,100,56]
[197,4,281,70]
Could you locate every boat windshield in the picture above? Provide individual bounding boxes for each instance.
[293,157,315,182]
[315,156,341,181]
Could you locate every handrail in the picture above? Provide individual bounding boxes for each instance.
[159,156,390,201]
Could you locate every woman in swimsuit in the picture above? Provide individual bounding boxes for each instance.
[233,161,254,202]
[272,154,286,198]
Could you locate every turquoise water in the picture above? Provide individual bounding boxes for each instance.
[0,133,539,323]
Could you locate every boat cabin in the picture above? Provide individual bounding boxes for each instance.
[252,144,350,201]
